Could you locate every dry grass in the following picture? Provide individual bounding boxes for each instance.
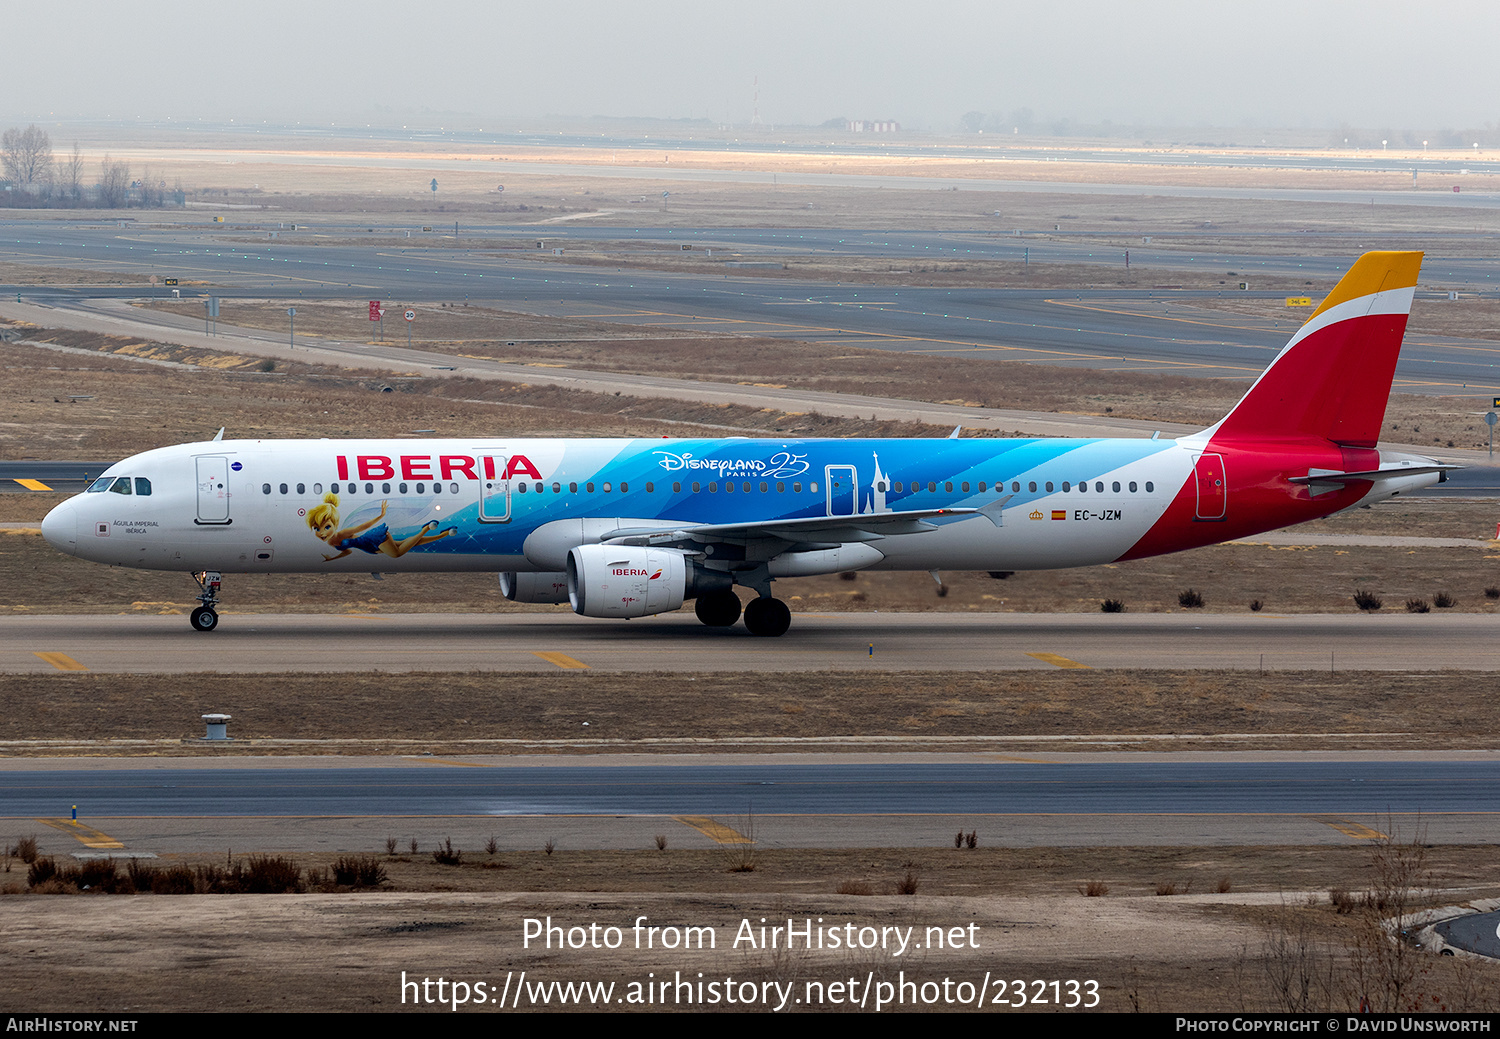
[1,668,1499,753]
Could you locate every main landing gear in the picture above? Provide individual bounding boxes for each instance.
[694,588,791,637]
[190,570,221,632]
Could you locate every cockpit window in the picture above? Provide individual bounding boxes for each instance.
[87,477,113,493]
[134,478,152,496]
[109,477,132,495]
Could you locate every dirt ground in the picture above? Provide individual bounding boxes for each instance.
[2,843,1498,1012]
[1,668,1498,755]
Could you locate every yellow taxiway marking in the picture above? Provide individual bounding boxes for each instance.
[14,478,52,491]
[34,651,87,671]
[1025,652,1091,670]
[38,818,125,849]
[533,651,589,670]
[675,816,754,844]
[1314,817,1387,840]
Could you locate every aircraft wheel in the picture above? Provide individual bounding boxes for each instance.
[190,607,219,632]
[694,590,742,627]
[743,596,791,637]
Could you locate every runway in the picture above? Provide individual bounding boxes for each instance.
[5,222,1500,389]
[3,753,1496,853]
[4,612,1496,674]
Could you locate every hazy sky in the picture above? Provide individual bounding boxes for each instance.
[7,0,1498,131]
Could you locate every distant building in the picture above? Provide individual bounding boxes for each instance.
[847,120,900,133]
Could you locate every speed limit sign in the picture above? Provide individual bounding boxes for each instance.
[404,309,415,322]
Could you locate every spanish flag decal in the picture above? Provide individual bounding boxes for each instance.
[1051,510,1067,521]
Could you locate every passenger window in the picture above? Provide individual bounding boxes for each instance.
[792,482,801,493]
[1129,481,1137,492]
[619,482,627,492]
[644,482,652,493]
[365,483,374,494]
[776,482,785,493]
[314,483,323,494]
[944,482,952,493]
[553,482,561,493]
[602,482,611,493]
[978,482,986,492]
[743,482,751,493]
[692,482,701,493]
[1045,482,1054,492]
[416,483,425,494]
[961,482,969,493]
[725,482,734,493]
[279,483,288,494]
[297,483,305,495]
[1079,481,1088,493]
[262,483,271,495]
[1028,481,1036,493]
[1095,482,1104,493]
[708,482,718,493]
[1011,481,1021,493]
[398,483,408,494]
[382,483,391,494]
[134,478,152,496]
[760,482,767,493]
[672,482,681,493]
[570,482,578,493]
[517,483,527,494]
[893,481,903,492]
[1145,481,1154,492]
[586,483,595,493]
[1062,482,1071,492]
[450,482,459,494]
[1112,481,1121,492]
[810,482,819,493]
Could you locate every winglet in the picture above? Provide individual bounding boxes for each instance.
[1203,251,1422,449]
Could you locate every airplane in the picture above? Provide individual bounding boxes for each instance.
[39,251,1453,637]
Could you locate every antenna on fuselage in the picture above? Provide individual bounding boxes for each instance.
[212,427,225,442]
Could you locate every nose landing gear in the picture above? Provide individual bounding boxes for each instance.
[190,571,222,632]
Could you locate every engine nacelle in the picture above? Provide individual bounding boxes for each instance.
[499,571,571,604]
[567,545,724,618]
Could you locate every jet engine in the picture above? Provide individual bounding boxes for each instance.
[498,571,571,604]
[566,545,729,618]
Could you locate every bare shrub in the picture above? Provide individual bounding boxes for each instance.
[543,839,556,856]
[836,879,873,895]
[1100,598,1125,613]
[1353,589,1383,611]
[12,836,37,864]
[385,836,397,856]
[1260,903,1337,1012]
[332,856,388,888]
[1250,599,1264,612]
[653,834,667,852]
[432,838,461,866]
[953,830,964,849]
[486,836,499,855]
[837,571,858,581]
[1178,588,1204,608]
[1485,587,1499,600]
[1216,877,1233,894]
[965,830,978,849]
[895,870,920,895]
[240,855,302,893]
[408,838,419,855]
[1433,591,1455,608]
[1405,599,1430,614]
[1078,880,1109,897]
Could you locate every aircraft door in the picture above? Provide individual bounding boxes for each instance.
[195,456,231,525]
[1193,453,1227,521]
[825,465,857,516]
[478,454,511,523]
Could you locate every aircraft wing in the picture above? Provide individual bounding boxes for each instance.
[600,500,1007,549]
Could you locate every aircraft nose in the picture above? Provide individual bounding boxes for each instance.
[41,500,78,556]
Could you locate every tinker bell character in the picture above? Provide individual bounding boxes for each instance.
[305,493,456,561]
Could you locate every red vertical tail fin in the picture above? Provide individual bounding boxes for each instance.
[1204,251,1423,448]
